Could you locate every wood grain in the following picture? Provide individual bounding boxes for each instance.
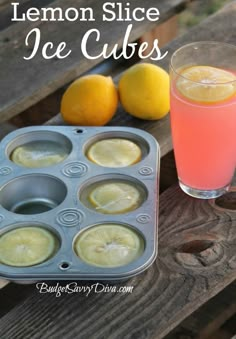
[0,283,35,317]
[0,0,190,122]
[140,15,178,52]
[0,0,9,9]
[9,54,140,128]
[0,181,235,339]
[166,281,236,338]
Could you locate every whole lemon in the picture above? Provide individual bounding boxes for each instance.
[61,75,118,126]
[118,63,170,120]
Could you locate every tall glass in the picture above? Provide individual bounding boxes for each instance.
[170,42,236,199]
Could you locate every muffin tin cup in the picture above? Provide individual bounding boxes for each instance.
[0,126,159,281]
[0,174,67,214]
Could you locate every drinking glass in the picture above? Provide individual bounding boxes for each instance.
[170,42,236,199]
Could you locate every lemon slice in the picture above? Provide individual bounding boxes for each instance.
[89,182,142,214]
[11,141,69,168]
[176,66,236,103]
[0,227,57,267]
[74,224,144,267]
[87,139,142,167]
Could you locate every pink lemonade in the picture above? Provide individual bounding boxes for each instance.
[170,70,236,191]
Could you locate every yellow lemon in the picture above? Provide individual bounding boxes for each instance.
[61,75,118,126]
[176,66,236,103]
[87,138,142,167]
[118,63,170,120]
[89,182,142,214]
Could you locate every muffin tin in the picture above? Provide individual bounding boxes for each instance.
[0,126,159,281]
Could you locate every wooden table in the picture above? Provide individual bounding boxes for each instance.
[0,2,236,339]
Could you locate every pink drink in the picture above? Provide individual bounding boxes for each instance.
[170,75,236,190]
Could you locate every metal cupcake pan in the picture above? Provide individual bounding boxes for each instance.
[0,126,159,281]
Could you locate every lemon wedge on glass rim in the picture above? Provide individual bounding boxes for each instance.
[89,182,142,214]
[74,224,144,268]
[0,227,57,267]
[87,138,142,167]
[176,66,236,103]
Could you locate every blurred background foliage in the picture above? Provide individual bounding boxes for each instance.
[179,0,232,33]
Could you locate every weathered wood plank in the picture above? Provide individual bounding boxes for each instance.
[0,0,8,8]
[140,15,178,52]
[48,0,236,158]
[166,281,236,338]
[0,180,235,339]
[0,283,35,317]
[10,53,140,128]
[0,0,190,122]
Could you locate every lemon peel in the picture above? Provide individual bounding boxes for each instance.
[61,75,118,126]
[118,63,170,120]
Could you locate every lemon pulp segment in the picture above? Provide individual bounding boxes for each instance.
[0,227,57,267]
[11,141,69,168]
[89,182,142,214]
[87,138,142,167]
[74,224,144,267]
[176,66,236,103]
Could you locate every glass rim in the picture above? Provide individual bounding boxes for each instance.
[170,41,236,86]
